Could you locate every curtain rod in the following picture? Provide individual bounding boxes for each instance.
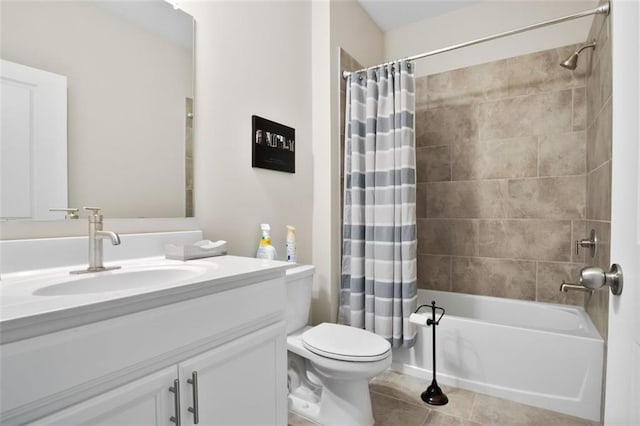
[342,2,610,79]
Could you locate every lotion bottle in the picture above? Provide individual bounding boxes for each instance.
[286,225,296,263]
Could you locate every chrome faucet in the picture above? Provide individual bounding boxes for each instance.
[71,207,121,274]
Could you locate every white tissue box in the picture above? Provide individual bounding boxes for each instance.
[165,240,227,261]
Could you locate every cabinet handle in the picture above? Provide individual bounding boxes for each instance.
[169,379,181,426]
[187,371,200,424]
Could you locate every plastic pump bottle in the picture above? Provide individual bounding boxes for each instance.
[286,225,296,263]
[256,224,278,260]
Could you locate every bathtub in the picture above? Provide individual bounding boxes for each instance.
[392,289,604,421]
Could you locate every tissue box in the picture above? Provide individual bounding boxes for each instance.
[165,240,227,261]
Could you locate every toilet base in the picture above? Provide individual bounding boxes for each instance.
[288,351,378,426]
[288,378,375,426]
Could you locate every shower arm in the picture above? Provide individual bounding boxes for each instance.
[343,2,610,79]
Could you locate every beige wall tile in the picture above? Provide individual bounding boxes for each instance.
[417,145,451,182]
[426,180,508,219]
[418,219,477,256]
[587,98,612,172]
[452,257,536,300]
[536,262,585,306]
[478,220,572,261]
[416,182,427,218]
[507,45,585,97]
[598,25,612,107]
[417,254,451,291]
[416,76,428,111]
[451,136,537,180]
[424,104,478,146]
[478,90,572,140]
[426,60,508,108]
[506,176,586,219]
[573,87,587,131]
[538,131,586,177]
[415,109,429,147]
[586,161,611,220]
[585,218,610,340]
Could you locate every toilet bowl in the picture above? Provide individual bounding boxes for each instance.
[286,265,392,426]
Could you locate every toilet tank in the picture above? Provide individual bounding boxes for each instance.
[285,264,315,333]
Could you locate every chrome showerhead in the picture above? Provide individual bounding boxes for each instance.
[560,41,597,70]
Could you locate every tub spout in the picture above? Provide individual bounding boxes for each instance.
[560,280,593,293]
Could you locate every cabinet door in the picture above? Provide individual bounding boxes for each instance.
[32,367,177,426]
[179,322,287,426]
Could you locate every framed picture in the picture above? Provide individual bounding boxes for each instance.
[252,115,295,173]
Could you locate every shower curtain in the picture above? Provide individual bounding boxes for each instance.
[340,60,417,348]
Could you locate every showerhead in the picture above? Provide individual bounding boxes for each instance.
[560,41,597,70]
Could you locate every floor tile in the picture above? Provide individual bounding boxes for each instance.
[424,411,482,426]
[469,394,592,426]
[370,370,476,419]
[288,411,319,426]
[371,391,430,426]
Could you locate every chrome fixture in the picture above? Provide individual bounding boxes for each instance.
[343,3,610,79]
[49,207,80,219]
[576,229,598,258]
[188,371,200,424]
[580,264,623,295]
[169,379,181,425]
[560,41,597,70]
[560,280,593,294]
[70,207,121,274]
[560,264,624,295]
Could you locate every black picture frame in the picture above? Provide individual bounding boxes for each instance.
[252,115,295,173]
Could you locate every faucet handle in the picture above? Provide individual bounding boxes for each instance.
[84,207,103,222]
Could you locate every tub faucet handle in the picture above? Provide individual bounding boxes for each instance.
[579,264,623,295]
[575,229,598,258]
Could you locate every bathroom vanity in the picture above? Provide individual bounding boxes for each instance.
[0,253,289,425]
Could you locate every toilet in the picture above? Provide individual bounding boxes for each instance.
[285,265,392,426]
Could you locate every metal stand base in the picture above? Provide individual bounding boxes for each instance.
[421,380,448,406]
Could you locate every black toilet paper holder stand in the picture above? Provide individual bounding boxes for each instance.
[414,301,448,406]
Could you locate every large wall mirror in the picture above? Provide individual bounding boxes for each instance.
[1,0,194,220]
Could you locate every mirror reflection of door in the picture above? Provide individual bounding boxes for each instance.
[1,60,67,220]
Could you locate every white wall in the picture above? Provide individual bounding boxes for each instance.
[310,0,384,323]
[1,1,192,218]
[180,1,313,264]
[385,0,598,77]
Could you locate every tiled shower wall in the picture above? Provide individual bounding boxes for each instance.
[340,39,612,335]
[415,44,589,307]
[583,7,612,340]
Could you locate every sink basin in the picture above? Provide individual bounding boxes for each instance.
[33,264,210,296]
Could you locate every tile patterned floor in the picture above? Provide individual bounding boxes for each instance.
[288,370,600,426]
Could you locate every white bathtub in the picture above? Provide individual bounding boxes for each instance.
[392,289,604,421]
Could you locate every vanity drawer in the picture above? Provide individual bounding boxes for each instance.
[0,277,285,423]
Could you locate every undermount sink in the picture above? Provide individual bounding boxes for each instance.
[33,264,210,296]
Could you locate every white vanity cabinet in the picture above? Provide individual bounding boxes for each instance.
[35,323,286,426]
[0,264,288,426]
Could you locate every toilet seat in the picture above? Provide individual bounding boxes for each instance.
[302,323,391,362]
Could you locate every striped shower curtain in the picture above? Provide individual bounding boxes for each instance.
[340,60,417,348]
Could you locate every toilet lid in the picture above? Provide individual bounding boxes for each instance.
[301,323,391,362]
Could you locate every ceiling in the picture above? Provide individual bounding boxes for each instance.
[358,0,483,32]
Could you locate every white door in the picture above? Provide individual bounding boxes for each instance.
[0,60,67,220]
[33,366,177,425]
[178,322,288,426]
[605,1,640,425]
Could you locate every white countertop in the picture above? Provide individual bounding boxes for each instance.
[0,255,290,344]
